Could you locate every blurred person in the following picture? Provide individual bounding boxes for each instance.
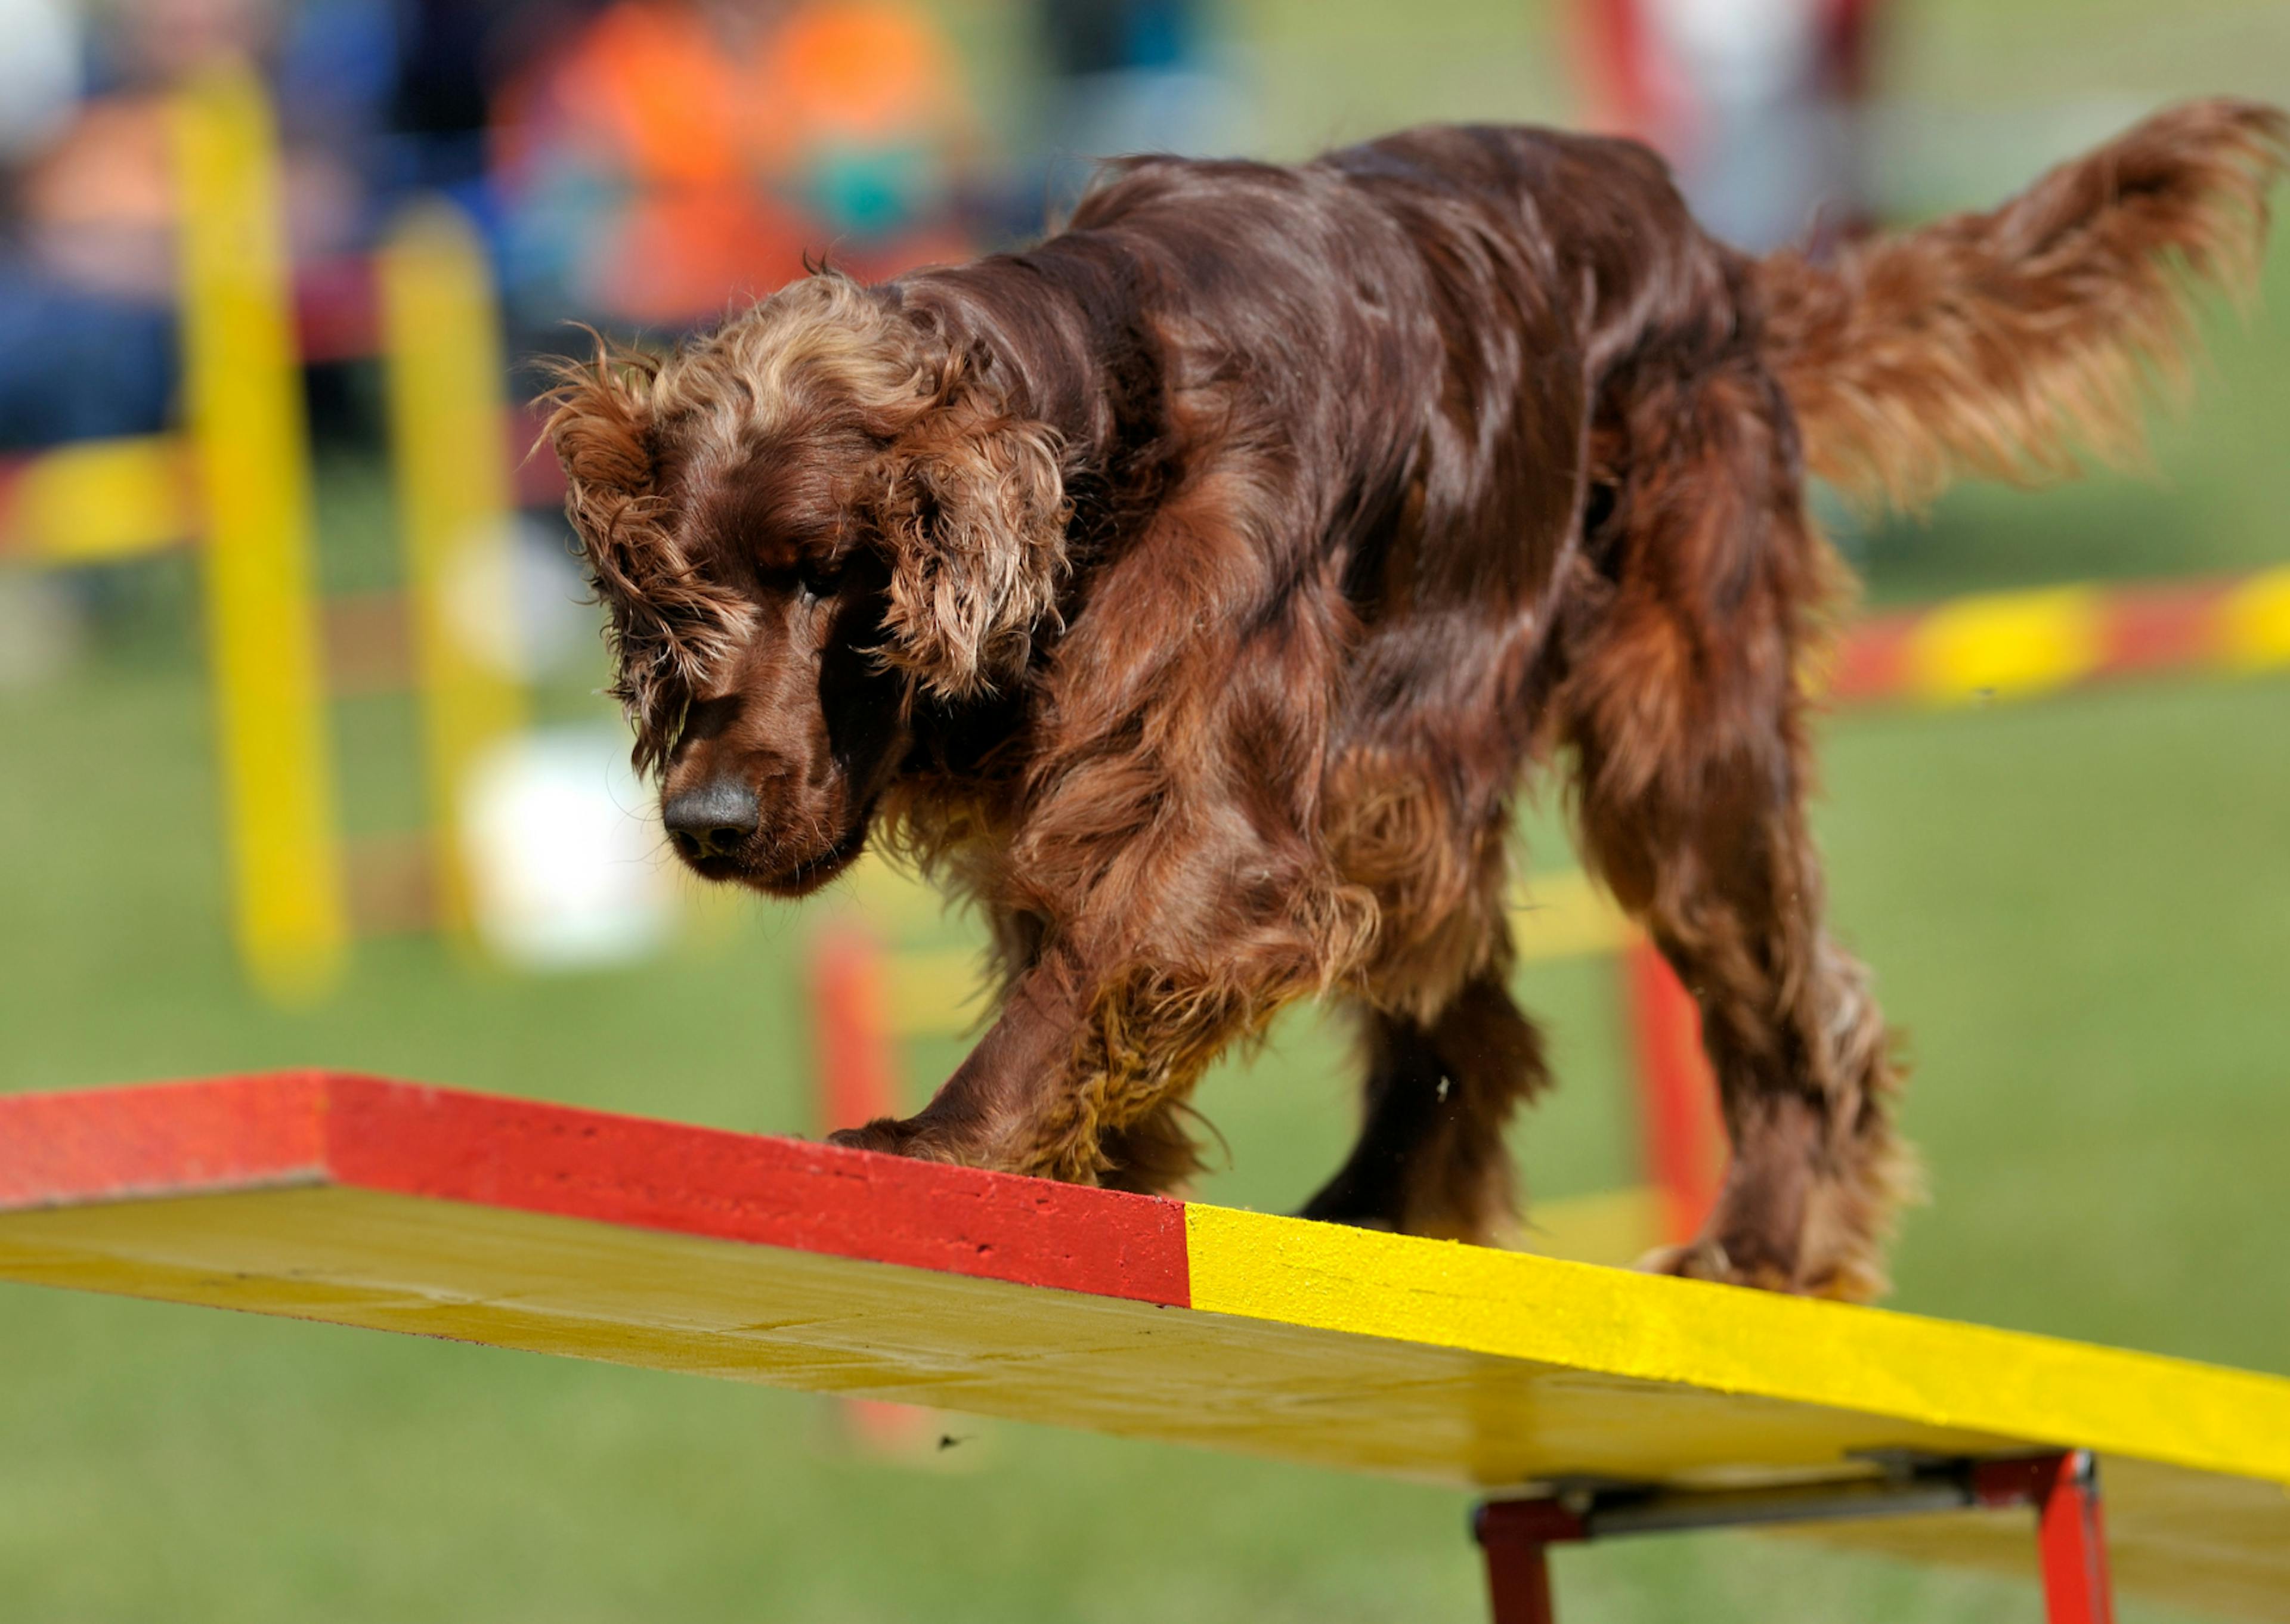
[0,0,175,448]
[382,0,608,203]
[274,0,401,191]
[1572,0,1882,250]
[0,0,122,449]
[493,0,981,335]
[0,0,370,448]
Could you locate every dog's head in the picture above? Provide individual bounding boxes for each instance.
[542,276,1069,895]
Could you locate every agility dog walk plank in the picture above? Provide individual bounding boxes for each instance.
[2,1073,2286,1619]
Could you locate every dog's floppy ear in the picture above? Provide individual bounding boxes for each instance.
[541,341,661,588]
[871,361,1069,700]
[539,340,750,773]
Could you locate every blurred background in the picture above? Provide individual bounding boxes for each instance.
[1,1,2286,1620]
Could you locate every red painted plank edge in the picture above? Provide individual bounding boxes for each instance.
[0,1072,330,1206]
[0,1073,1190,1309]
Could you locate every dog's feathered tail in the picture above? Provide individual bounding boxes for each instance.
[1757,98,2289,510]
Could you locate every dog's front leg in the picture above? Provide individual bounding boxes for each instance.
[824,946,1094,1171]
[825,936,1269,1188]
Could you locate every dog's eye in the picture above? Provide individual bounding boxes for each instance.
[797,557,844,599]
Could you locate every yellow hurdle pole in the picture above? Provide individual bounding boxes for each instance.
[376,200,528,941]
[174,67,347,1001]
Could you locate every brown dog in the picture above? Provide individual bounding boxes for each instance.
[545,102,2285,1299]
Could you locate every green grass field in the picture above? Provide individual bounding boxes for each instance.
[4,4,2288,1619]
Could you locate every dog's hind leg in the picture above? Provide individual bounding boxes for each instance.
[1300,972,1551,1244]
[1557,355,1913,1301]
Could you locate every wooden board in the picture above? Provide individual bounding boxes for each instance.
[3,1073,2286,1618]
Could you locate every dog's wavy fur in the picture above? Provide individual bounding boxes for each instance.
[546,102,2285,1299]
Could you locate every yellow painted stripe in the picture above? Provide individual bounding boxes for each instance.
[2221,565,2290,674]
[378,200,527,940]
[175,67,346,1001]
[1907,585,2105,704]
[1182,1204,2290,1488]
[1,436,194,562]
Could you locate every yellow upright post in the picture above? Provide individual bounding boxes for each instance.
[174,67,346,1000]
[376,200,527,939]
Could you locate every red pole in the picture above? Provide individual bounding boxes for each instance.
[1569,0,1664,138]
[813,925,899,1136]
[809,925,934,1453]
[1622,938,1726,1245]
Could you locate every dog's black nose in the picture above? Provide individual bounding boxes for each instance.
[663,777,760,861]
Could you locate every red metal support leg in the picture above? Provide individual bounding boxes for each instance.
[1478,1451,2116,1624]
[1474,1499,1586,1624]
[2036,1454,2116,1624]
[1973,1451,2116,1624]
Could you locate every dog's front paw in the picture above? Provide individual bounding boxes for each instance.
[825,1115,964,1164]
[1635,1238,1793,1293]
[1636,1234,1883,1298]
[1636,1237,1718,1279]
